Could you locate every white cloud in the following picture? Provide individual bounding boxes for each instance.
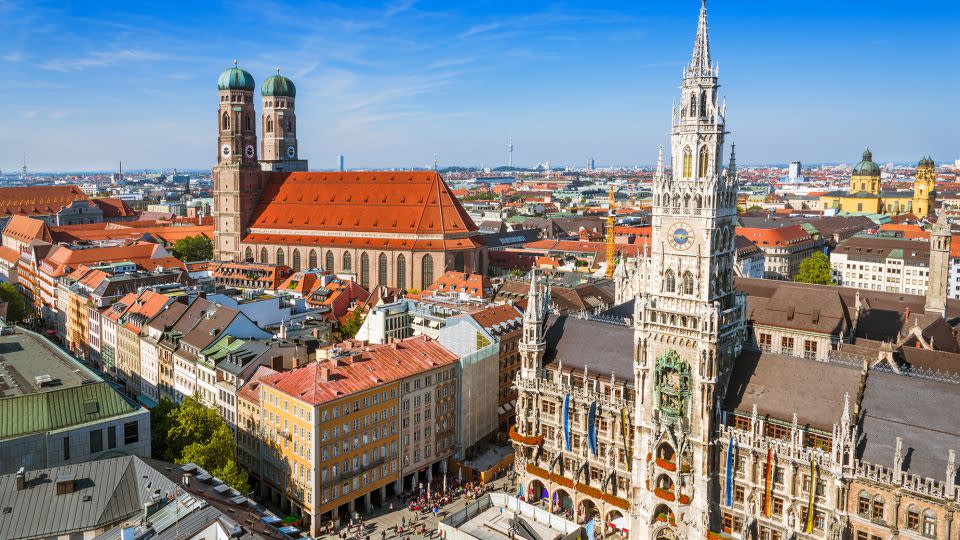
[459,22,501,39]
[1,51,23,62]
[39,49,167,72]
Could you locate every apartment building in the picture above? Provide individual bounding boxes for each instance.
[255,336,458,537]
[831,236,931,294]
[737,225,824,280]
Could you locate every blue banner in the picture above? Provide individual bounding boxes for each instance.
[587,401,598,456]
[725,436,735,507]
[563,394,572,451]
[584,518,596,540]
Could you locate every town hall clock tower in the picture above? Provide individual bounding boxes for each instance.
[631,1,747,538]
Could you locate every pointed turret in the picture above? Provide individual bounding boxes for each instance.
[688,0,713,77]
[925,217,951,316]
[728,142,737,179]
[520,268,546,378]
[655,145,665,180]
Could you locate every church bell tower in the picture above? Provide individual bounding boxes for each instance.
[213,61,263,262]
[260,69,308,172]
[631,2,746,538]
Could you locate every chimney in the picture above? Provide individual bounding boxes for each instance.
[319,365,330,381]
[15,467,24,490]
[55,474,76,495]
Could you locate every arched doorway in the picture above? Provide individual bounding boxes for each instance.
[578,498,599,524]
[553,489,573,516]
[606,510,626,539]
[528,479,547,503]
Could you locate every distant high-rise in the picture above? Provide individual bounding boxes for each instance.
[338,154,344,172]
[508,138,514,168]
[788,161,802,180]
[588,157,596,171]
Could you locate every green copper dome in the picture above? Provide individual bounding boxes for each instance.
[218,62,255,92]
[918,156,935,168]
[262,71,296,97]
[853,148,881,177]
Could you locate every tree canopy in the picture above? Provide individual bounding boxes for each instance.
[794,251,835,285]
[0,283,29,324]
[339,309,365,339]
[170,235,213,262]
[151,397,249,493]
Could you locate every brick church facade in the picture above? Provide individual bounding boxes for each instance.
[211,66,485,290]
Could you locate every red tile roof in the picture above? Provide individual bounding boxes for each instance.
[3,215,53,244]
[40,241,185,277]
[242,233,483,252]
[262,336,458,405]
[91,197,137,219]
[424,271,492,299]
[0,185,87,216]
[737,225,814,246]
[247,171,478,237]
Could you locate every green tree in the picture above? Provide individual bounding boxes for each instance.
[170,235,213,262]
[0,283,29,324]
[152,396,249,492]
[794,251,836,285]
[339,309,365,339]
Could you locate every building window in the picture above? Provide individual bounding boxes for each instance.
[421,254,434,290]
[89,429,103,454]
[758,333,772,352]
[378,253,388,286]
[276,248,285,266]
[780,336,794,355]
[803,340,818,359]
[698,145,709,178]
[682,271,694,295]
[124,421,139,445]
[689,93,697,117]
[664,269,676,293]
[260,247,268,263]
[63,436,70,461]
[682,147,693,179]
[907,506,920,530]
[292,249,302,271]
[454,253,465,273]
[326,251,335,272]
[360,252,370,288]
[397,254,407,288]
[343,252,352,271]
[872,495,885,521]
[309,249,318,269]
[923,511,936,537]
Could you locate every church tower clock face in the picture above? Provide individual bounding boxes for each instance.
[668,222,694,250]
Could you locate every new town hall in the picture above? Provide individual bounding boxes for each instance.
[511,3,960,540]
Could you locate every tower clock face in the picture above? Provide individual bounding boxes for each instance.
[286,145,296,159]
[221,144,231,157]
[668,222,693,250]
[245,145,255,158]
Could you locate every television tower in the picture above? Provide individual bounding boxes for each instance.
[20,154,26,180]
[508,138,514,168]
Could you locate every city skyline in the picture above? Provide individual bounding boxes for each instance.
[1,0,957,172]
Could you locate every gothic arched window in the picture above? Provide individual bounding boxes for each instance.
[266,117,273,133]
[397,254,407,288]
[454,253,465,273]
[378,253,388,287]
[292,249,301,271]
[308,249,318,269]
[221,112,230,130]
[325,251,334,272]
[260,247,268,263]
[664,270,675,293]
[359,252,370,288]
[923,511,936,537]
[343,252,352,272]
[421,254,434,290]
[689,93,697,117]
[276,248,285,266]
[682,147,693,179]
[700,91,707,117]
[683,271,694,295]
[695,194,702,209]
[698,146,710,178]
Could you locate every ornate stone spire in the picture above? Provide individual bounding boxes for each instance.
[728,142,737,179]
[655,144,665,180]
[688,0,713,77]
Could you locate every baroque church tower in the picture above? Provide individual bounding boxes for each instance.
[213,62,264,261]
[631,1,746,538]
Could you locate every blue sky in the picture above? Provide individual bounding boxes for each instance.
[1,0,957,172]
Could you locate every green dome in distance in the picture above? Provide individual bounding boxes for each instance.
[262,68,296,97]
[218,60,255,92]
[853,148,881,177]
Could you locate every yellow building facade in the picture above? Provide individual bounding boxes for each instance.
[819,150,936,217]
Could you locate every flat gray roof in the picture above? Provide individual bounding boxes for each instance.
[0,330,98,398]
